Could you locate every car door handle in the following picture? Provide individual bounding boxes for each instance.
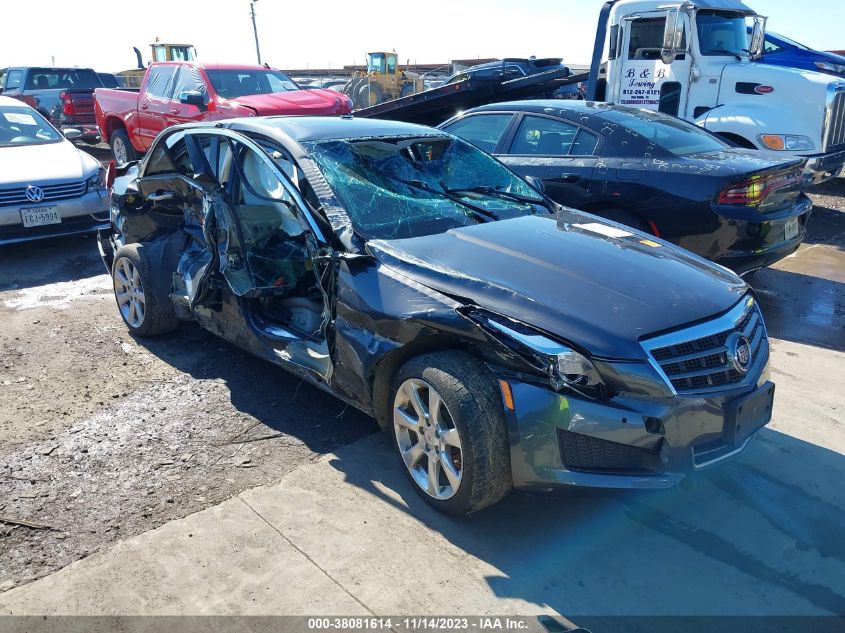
[140,103,149,110]
[147,192,175,202]
[170,108,179,114]
[560,173,581,183]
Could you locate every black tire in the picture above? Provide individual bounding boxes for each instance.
[399,82,415,98]
[111,243,178,337]
[356,82,383,109]
[110,128,137,166]
[390,351,512,515]
[342,77,363,101]
[597,208,652,234]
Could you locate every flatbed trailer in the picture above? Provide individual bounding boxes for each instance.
[354,66,588,126]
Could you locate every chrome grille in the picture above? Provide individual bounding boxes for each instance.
[824,88,845,151]
[642,296,767,395]
[0,181,87,207]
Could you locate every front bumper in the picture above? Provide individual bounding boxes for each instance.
[802,148,845,184]
[0,189,109,245]
[500,358,772,491]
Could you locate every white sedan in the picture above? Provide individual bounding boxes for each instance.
[0,95,108,244]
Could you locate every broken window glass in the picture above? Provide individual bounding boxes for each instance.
[217,142,310,296]
[302,136,544,240]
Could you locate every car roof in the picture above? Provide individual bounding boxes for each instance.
[0,95,35,107]
[179,115,443,144]
[460,99,637,118]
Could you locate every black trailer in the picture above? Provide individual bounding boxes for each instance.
[353,66,588,126]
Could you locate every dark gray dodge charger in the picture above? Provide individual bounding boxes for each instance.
[99,115,774,514]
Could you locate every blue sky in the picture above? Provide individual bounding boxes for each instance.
[1,0,843,71]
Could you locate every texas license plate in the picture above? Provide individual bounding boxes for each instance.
[21,206,60,228]
[784,216,800,241]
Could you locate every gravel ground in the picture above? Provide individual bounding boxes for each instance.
[0,236,377,591]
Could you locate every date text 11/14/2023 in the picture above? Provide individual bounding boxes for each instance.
[306,617,533,630]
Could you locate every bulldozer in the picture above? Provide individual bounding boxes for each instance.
[342,52,424,109]
[115,39,197,88]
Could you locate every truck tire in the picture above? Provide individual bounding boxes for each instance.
[356,82,383,108]
[111,243,178,337]
[390,351,512,515]
[111,128,137,166]
[399,82,415,98]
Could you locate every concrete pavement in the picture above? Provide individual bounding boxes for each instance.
[2,328,844,619]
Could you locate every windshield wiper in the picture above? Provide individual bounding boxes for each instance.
[382,175,500,222]
[444,185,552,213]
[706,48,742,60]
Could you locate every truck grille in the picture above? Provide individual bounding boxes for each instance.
[641,296,767,395]
[824,88,845,152]
[0,181,87,207]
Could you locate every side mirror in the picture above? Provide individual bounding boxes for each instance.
[661,8,684,65]
[178,90,206,108]
[525,175,546,195]
[749,16,767,60]
[63,128,83,140]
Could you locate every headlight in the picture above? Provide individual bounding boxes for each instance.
[759,134,815,151]
[470,311,605,396]
[554,349,603,389]
[815,61,845,74]
[85,167,106,192]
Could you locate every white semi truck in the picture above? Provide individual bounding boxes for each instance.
[586,0,845,182]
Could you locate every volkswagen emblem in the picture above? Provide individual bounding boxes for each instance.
[25,185,45,202]
[728,333,752,374]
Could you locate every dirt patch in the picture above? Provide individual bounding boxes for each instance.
[0,238,377,591]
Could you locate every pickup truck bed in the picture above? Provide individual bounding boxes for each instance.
[0,67,103,143]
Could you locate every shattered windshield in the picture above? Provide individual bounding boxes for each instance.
[303,136,545,240]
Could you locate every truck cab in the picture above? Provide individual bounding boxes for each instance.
[588,0,845,182]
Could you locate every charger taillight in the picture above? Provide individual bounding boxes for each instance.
[716,170,801,206]
[60,92,75,116]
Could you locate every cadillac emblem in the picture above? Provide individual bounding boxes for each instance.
[729,333,752,374]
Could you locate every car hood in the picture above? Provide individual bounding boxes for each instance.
[232,89,343,115]
[367,212,747,360]
[0,139,100,186]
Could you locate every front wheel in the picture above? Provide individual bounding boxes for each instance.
[391,351,512,515]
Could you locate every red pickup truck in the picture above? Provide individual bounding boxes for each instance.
[94,62,353,164]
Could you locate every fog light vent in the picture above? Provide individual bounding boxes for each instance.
[644,417,665,435]
[556,429,657,473]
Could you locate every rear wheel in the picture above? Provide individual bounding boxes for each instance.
[390,351,511,515]
[111,244,178,337]
[110,128,137,166]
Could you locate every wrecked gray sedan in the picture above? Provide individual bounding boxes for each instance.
[99,116,774,514]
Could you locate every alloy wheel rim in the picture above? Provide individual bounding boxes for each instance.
[393,378,463,500]
[113,257,146,328]
[113,138,127,165]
